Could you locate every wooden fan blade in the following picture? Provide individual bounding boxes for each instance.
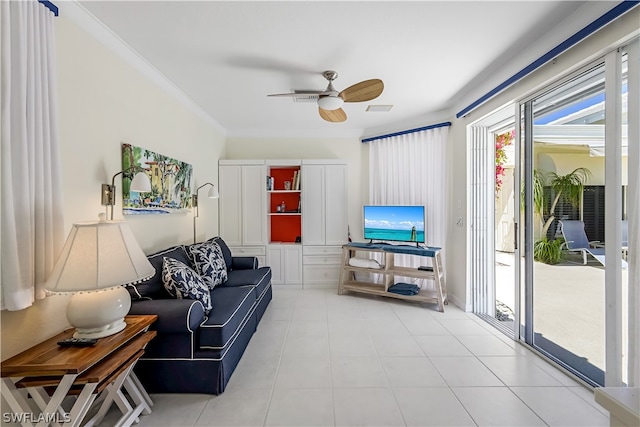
[339,79,384,102]
[319,107,347,123]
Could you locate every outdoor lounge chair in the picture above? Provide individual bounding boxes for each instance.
[560,220,628,269]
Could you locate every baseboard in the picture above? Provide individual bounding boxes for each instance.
[302,284,337,290]
[446,294,471,312]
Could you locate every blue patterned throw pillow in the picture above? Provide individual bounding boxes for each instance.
[162,257,212,314]
[186,241,228,290]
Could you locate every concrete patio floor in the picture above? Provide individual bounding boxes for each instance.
[494,252,629,382]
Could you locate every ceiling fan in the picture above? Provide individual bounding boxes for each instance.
[267,70,384,122]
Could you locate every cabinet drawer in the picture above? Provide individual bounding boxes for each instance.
[303,245,343,256]
[229,246,266,256]
[303,255,341,265]
[303,265,341,284]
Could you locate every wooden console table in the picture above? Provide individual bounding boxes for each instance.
[338,243,447,311]
[1,315,157,427]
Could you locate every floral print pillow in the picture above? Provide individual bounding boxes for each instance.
[187,241,228,290]
[162,257,212,314]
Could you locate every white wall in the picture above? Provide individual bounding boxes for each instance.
[225,137,369,243]
[1,11,225,360]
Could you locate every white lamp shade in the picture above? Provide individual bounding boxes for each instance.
[45,220,154,293]
[130,171,151,192]
[317,96,344,111]
[207,185,219,198]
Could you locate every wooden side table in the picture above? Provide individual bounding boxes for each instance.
[1,315,157,427]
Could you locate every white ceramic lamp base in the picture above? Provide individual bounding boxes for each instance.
[66,286,131,339]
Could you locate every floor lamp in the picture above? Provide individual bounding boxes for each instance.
[193,182,219,244]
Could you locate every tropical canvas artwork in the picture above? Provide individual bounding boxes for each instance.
[121,143,193,215]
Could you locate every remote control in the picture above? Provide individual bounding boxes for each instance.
[57,337,98,347]
[418,266,433,271]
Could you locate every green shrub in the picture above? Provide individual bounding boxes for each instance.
[534,237,564,265]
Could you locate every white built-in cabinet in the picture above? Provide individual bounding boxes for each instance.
[219,160,267,266]
[301,161,348,245]
[301,160,348,286]
[267,244,302,286]
[219,159,347,287]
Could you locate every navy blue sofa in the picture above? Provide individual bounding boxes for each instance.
[125,237,272,394]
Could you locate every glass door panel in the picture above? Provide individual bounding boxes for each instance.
[528,63,606,386]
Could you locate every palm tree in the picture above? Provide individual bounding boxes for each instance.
[534,167,591,237]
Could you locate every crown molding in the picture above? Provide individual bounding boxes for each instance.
[60,1,227,136]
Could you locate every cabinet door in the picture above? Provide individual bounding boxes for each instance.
[219,165,242,246]
[284,245,302,284]
[324,164,348,245]
[242,165,267,246]
[267,246,284,285]
[301,165,325,245]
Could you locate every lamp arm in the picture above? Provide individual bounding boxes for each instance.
[111,165,140,188]
[196,182,213,192]
[106,166,141,220]
[192,182,216,244]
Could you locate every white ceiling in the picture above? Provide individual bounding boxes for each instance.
[78,1,592,138]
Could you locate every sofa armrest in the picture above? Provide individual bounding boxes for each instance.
[231,256,258,270]
[129,299,205,334]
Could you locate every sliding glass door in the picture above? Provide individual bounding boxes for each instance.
[520,46,634,386]
[470,38,637,387]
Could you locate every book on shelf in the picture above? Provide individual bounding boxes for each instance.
[293,170,301,190]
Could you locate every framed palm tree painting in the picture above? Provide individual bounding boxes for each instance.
[121,143,193,215]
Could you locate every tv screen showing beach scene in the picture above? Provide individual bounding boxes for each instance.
[363,205,425,243]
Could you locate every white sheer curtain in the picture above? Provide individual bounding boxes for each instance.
[1,0,64,310]
[368,125,449,284]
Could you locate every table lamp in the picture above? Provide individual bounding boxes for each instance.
[45,214,154,339]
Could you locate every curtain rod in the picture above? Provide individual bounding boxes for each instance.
[456,0,638,119]
[361,121,451,144]
[38,0,58,16]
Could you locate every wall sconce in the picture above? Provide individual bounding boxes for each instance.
[193,182,219,244]
[102,167,152,220]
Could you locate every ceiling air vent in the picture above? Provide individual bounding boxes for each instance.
[292,91,320,103]
[366,105,393,112]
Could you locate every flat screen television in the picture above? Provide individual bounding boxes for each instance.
[363,205,425,244]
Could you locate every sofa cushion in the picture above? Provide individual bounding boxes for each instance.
[199,286,255,349]
[186,240,228,289]
[126,246,191,300]
[207,237,232,271]
[220,267,272,300]
[162,257,212,315]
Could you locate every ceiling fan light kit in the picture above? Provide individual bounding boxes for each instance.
[268,70,384,122]
[317,96,344,111]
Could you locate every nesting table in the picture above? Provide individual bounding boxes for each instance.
[1,315,157,427]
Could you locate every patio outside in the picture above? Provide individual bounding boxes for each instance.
[495,250,629,385]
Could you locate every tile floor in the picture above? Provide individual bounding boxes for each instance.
[6,288,612,426]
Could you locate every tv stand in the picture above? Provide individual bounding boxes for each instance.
[338,243,447,311]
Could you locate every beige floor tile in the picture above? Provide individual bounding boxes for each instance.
[511,386,610,426]
[394,387,476,426]
[333,387,405,426]
[265,388,334,426]
[452,387,546,426]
